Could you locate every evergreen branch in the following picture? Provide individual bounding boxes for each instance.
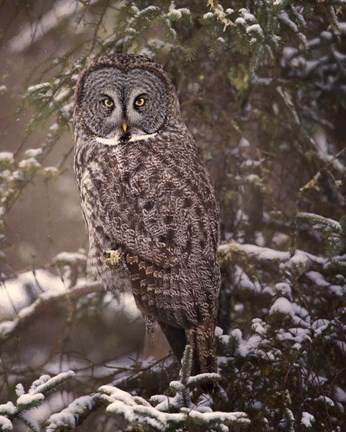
[99,384,250,430]
[0,372,75,432]
[46,394,103,431]
[297,212,342,234]
[30,371,75,395]
[177,345,193,407]
[16,413,40,432]
[218,241,327,278]
[179,344,193,386]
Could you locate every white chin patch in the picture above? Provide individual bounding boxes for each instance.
[95,133,157,146]
[95,136,120,145]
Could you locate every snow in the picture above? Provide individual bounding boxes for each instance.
[0,321,15,339]
[133,5,159,18]
[100,384,250,428]
[235,17,245,26]
[0,416,12,431]
[279,12,298,32]
[272,233,290,249]
[0,269,76,318]
[238,137,250,148]
[0,266,139,345]
[282,47,298,60]
[255,232,265,247]
[238,9,256,22]
[180,407,250,424]
[327,285,345,296]
[275,283,291,297]
[338,21,346,34]
[29,375,51,392]
[32,371,75,394]
[299,212,342,233]
[276,327,311,346]
[99,384,249,431]
[167,3,190,20]
[17,393,44,407]
[335,340,346,354]
[335,386,346,403]
[301,411,314,427]
[15,384,24,397]
[1,170,12,179]
[315,395,334,407]
[53,87,71,103]
[285,250,311,276]
[246,24,263,37]
[0,153,14,164]
[18,157,41,169]
[203,12,214,20]
[27,82,51,93]
[311,319,330,335]
[187,373,221,385]
[53,252,87,265]
[24,148,43,158]
[100,386,135,406]
[252,318,268,336]
[234,265,262,292]
[306,272,345,296]
[215,326,223,337]
[238,244,291,262]
[240,334,262,357]
[305,271,330,287]
[42,167,60,177]
[269,297,294,317]
[0,403,16,416]
[46,395,96,429]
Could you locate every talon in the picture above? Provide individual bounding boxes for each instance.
[104,249,122,269]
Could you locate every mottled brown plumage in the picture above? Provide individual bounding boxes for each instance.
[73,54,220,374]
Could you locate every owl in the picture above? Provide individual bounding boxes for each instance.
[73,54,220,375]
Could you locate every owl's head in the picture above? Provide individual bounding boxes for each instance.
[74,54,180,145]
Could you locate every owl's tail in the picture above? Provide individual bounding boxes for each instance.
[186,323,217,375]
[159,321,217,375]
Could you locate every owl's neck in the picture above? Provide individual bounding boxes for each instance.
[94,132,158,146]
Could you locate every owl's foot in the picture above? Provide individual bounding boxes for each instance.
[103,249,123,269]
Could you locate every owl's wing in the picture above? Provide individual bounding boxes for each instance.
[107,137,219,269]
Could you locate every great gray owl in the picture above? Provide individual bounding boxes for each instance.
[73,53,220,374]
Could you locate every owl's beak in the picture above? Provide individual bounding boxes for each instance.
[122,121,128,134]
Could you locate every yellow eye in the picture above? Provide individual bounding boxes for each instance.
[134,96,146,107]
[101,97,114,108]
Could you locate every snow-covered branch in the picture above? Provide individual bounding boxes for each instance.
[218,241,326,278]
[0,280,103,345]
[0,371,75,431]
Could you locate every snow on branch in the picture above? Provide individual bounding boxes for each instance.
[0,280,103,345]
[297,212,342,234]
[0,371,75,431]
[46,394,102,431]
[218,241,325,278]
[96,346,248,430]
[100,385,249,431]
